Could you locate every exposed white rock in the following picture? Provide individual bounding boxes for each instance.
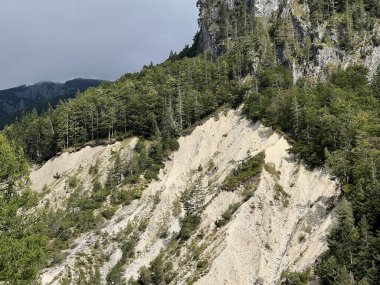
[195,136,338,285]
[35,109,339,285]
[255,0,279,18]
[30,138,137,209]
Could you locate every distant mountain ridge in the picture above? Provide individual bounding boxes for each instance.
[0,78,103,129]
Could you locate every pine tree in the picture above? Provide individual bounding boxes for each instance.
[0,134,28,195]
[328,199,355,265]
[335,266,353,285]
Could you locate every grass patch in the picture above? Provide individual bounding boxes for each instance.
[264,163,281,179]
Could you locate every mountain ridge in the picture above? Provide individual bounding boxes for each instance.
[0,1,379,284]
[0,78,103,129]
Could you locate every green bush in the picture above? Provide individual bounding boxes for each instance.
[123,174,140,184]
[215,203,241,228]
[223,152,265,191]
[196,260,208,271]
[67,176,80,189]
[264,163,280,179]
[178,215,201,241]
[132,253,174,285]
[101,207,117,220]
[144,168,159,181]
[107,238,137,284]
[242,186,256,202]
[281,269,312,285]
[111,190,134,206]
[166,137,180,151]
[273,183,290,207]
[106,263,125,285]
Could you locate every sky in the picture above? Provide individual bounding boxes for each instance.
[0,0,198,89]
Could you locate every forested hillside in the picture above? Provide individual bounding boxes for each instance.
[197,0,380,78]
[0,79,102,129]
[3,54,242,163]
[0,0,379,284]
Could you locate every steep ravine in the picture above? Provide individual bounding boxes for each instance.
[33,109,339,285]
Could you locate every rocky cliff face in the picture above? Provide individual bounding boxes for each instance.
[197,0,380,80]
[34,109,339,284]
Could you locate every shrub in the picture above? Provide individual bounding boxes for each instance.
[123,174,140,184]
[178,214,201,241]
[121,239,137,259]
[207,160,216,172]
[132,253,174,285]
[273,183,290,207]
[106,262,125,285]
[138,219,148,232]
[166,137,180,151]
[144,167,159,181]
[111,190,134,206]
[196,260,208,271]
[264,163,280,179]
[101,207,116,220]
[281,268,312,285]
[215,202,241,228]
[223,152,265,191]
[242,186,257,202]
[67,176,80,189]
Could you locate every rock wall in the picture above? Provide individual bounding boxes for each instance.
[197,0,380,79]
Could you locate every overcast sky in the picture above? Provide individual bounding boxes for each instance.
[0,0,198,89]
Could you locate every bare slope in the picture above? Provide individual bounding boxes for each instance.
[32,109,339,285]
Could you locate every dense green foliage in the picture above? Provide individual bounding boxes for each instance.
[0,79,102,129]
[198,0,380,77]
[222,151,265,190]
[309,0,380,25]
[244,65,380,284]
[198,0,277,74]
[177,214,201,241]
[0,134,27,190]
[106,236,137,285]
[4,54,241,163]
[0,135,46,284]
[130,253,174,285]
[281,268,313,285]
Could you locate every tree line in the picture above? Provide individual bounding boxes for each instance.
[4,53,242,163]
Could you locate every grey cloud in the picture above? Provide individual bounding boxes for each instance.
[0,0,198,89]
